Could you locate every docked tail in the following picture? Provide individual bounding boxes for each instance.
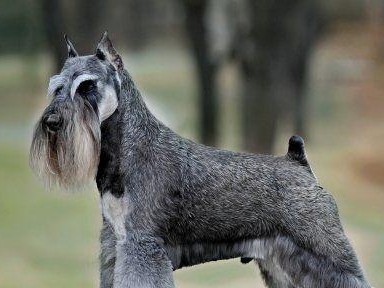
[286,135,315,177]
[287,135,308,166]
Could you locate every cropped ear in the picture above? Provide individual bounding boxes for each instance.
[95,32,123,70]
[64,34,78,58]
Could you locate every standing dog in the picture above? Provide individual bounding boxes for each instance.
[30,33,371,288]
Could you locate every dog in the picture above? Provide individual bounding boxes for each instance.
[30,33,371,288]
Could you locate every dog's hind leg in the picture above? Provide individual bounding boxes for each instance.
[270,236,371,288]
[113,233,175,288]
[100,220,116,288]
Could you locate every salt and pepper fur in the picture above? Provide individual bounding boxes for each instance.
[30,34,371,288]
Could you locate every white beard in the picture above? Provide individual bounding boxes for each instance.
[30,97,101,190]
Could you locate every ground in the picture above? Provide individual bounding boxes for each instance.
[0,23,383,287]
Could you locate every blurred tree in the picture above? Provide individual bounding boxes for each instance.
[290,1,321,137]
[70,0,105,53]
[0,0,41,53]
[41,0,66,72]
[182,0,321,152]
[41,0,105,71]
[233,0,321,153]
[181,0,219,147]
[124,0,148,50]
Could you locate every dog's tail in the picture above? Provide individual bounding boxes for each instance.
[286,135,308,166]
[286,135,316,178]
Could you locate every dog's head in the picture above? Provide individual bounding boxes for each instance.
[30,33,123,190]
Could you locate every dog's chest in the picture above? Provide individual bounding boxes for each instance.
[101,191,129,240]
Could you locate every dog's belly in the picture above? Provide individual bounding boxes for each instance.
[166,238,270,270]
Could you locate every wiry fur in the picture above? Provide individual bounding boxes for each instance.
[30,95,100,189]
[97,71,370,288]
[31,34,371,288]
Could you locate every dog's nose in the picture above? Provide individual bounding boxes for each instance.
[43,114,61,132]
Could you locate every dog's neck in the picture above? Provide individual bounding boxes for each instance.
[96,70,160,197]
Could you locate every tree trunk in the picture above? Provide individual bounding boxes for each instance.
[241,69,279,153]
[182,0,218,146]
[74,0,105,53]
[290,1,320,137]
[41,0,66,72]
[125,0,148,50]
[237,0,319,153]
[237,1,285,154]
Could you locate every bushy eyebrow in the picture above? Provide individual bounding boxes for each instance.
[47,75,65,97]
[70,74,98,99]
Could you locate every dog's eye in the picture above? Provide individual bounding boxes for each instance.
[55,86,63,96]
[77,80,96,96]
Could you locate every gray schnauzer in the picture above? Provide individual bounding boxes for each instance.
[30,33,371,288]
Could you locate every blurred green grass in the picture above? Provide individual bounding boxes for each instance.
[0,43,383,287]
[0,142,100,288]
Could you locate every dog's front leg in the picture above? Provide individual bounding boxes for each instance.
[100,219,116,288]
[113,233,175,288]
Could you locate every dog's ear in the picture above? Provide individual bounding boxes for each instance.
[64,34,78,58]
[95,32,123,70]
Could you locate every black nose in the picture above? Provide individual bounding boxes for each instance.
[43,114,61,132]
